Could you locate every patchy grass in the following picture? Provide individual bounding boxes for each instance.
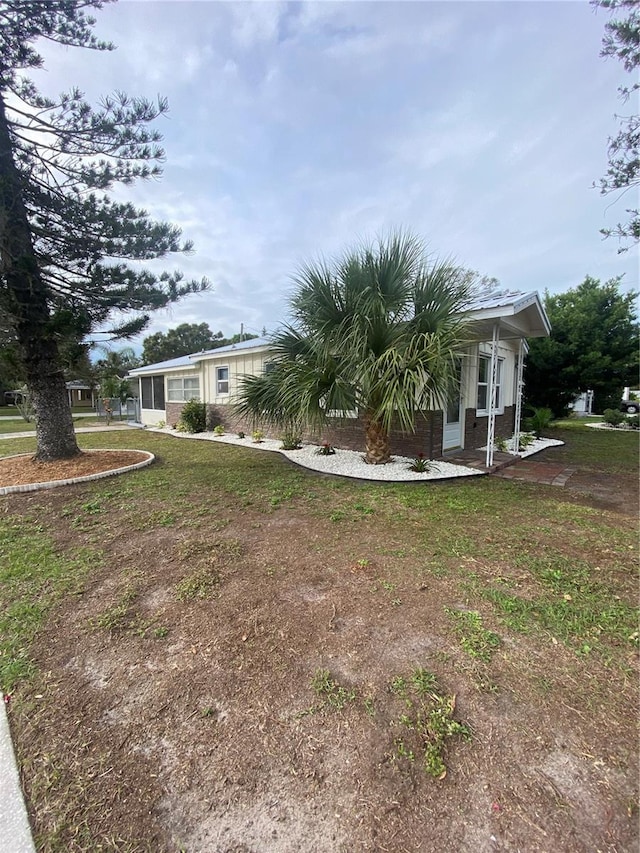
[0,516,98,691]
[445,608,501,662]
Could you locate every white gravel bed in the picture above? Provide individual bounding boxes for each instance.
[584,422,638,431]
[485,436,565,457]
[151,428,483,481]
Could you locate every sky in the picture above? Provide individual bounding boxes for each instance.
[30,0,639,348]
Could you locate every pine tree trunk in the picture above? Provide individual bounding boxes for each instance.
[364,413,392,464]
[0,93,79,461]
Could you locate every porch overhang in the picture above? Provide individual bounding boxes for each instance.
[468,291,551,341]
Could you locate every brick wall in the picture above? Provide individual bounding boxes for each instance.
[463,406,515,450]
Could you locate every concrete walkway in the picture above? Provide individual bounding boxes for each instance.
[0,423,142,441]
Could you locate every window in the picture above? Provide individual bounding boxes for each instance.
[264,361,277,375]
[167,376,200,402]
[477,356,503,414]
[216,366,229,395]
[141,375,165,411]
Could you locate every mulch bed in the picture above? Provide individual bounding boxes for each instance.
[0,450,149,487]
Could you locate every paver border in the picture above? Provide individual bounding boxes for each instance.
[0,449,155,496]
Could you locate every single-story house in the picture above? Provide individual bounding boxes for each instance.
[128,289,550,465]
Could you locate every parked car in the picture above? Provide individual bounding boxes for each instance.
[620,399,639,415]
[3,389,25,406]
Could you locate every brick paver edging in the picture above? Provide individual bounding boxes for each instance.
[0,450,155,497]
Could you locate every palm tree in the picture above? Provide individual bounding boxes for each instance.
[237,232,474,464]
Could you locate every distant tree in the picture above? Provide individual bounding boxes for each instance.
[237,232,475,464]
[141,324,258,364]
[142,323,224,364]
[0,1,208,460]
[525,276,639,415]
[592,0,639,251]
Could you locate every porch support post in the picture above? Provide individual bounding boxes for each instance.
[513,338,525,457]
[485,322,500,468]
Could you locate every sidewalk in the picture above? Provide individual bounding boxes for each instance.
[0,701,35,853]
[0,423,142,440]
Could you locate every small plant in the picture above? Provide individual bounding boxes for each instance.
[528,406,554,437]
[178,399,207,433]
[408,452,431,473]
[495,436,509,452]
[311,668,356,710]
[603,408,625,427]
[280,431,302,450]
[213,424,225,436]
[518,432,535,451]
[237,431,246,439]
[389,668,470,778]
[252,429,264,443]
[627,415,639,429]
[316,441,336,455]
[155,420,166,429]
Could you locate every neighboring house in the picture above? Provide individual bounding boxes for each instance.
[128,290,550,463]
[65,380,96,407]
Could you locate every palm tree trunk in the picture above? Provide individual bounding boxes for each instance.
[0,93,79,461]
[364,413,392,464]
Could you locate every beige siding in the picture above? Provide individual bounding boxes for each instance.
[202,349,271,405]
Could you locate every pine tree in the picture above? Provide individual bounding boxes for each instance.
[593,0,640,251]
[0,1,208,459]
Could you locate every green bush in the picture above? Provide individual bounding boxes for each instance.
[602,408,625,427]
[627,415,639,429]
[178,399,207,433]
[528,406,553,437]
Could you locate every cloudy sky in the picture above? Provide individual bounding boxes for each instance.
[32,0,638,346]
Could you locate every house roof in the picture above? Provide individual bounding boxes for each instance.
[130,293,550,376]
[128,353,195,376]
[466,289,550,340]
[196,337,271,357]
[128,337,272,377]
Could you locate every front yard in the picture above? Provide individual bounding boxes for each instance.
[0,425,638,852]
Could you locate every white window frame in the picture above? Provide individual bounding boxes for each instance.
[167,376,200,402]
[476,355,504,415]
[216,365,230,395]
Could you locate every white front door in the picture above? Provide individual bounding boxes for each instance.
[443,368,463,451]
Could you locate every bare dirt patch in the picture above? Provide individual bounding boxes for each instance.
[6,484,638,853]
[0,450,150,487]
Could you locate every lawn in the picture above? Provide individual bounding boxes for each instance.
[0,426,638,852]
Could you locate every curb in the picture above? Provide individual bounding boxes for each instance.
[0,700,35,853]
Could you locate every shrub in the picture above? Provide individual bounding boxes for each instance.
[528,406,553,437]
[213,424,225,436]
[495,436,509,452]
[178,399,207,433]
[237,431,246,439]
[627,415,639,430]
[280,431,302,450]
[602,408,625,427]
[252,429,264,443]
